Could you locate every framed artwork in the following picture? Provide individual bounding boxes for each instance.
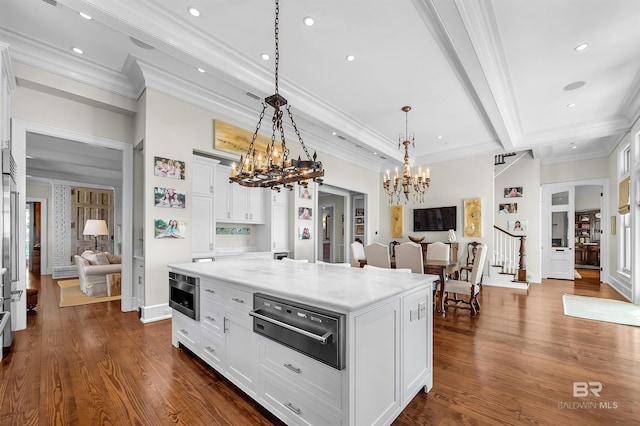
[355,225,365,235]
[391,205,403,238]
[355,208,365,216]
[356,217,364,224]
[464,198,482,238]
[298,227,312,240]
[298,207,312,220]
[155,187,185,208]
[508,220,527,232]
[214,119,271,156]
[299,186,312,200]
[504,187,523,198]
[154,156,185,180]
[498,203,517,214]
[154,219,186,239]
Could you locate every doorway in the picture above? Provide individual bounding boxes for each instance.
[25,199,47,278]
[542,179,607,281]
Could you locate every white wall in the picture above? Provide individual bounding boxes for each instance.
[377,154,495,269]
[540,157,609,184]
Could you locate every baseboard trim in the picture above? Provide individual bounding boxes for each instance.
[140,303,172,323]
[606,275,632,301]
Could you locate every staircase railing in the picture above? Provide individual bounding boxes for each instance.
[492,225,527,282]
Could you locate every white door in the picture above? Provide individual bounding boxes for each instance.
[542,186,575,279]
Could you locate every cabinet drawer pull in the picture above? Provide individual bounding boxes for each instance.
[284,363,301,374]
[205,315,216,322]
[204,289,216,294]
[284,402,301,416]
[231,297,245,304]
[205,346,215,354]
[224,317,229,333]
[180,329,188,335]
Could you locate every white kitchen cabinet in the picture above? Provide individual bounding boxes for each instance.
[256,190,290,253]
[192,157,215,196]
[214,166,232,221]
[171,310,202,355]
[402,288,431,403]
[1,43,15,146]
[192,195,215,255]
[215,164,264,224]
[133,257,145,308]
[224,308,257,397]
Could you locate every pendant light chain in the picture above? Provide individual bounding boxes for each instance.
[274,0,280,96]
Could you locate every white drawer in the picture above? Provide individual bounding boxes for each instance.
[260,338,343,411]
[226,287,252,314]
[202,329,225,372]
[201,299,225,336]
[201,279,224,302]
[260,369,342,426]
[172,311,202,354]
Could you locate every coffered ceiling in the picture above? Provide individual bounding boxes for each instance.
[2,0,640,183]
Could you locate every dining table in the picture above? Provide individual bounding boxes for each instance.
[357,258,459,313]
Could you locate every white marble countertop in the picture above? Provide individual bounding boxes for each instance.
[168,259,438,313]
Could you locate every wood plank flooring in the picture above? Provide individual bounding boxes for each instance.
[1,270,639,425]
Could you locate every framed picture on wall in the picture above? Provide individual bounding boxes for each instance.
[508,219,527,232]
[498,203,517,214]
[154,219,186,238]
[298,227,312,240]
[154,187,186,208]
[504,187,523,198]
[154,156,185,180]
[299,186,312,200]
[298,207,312,220]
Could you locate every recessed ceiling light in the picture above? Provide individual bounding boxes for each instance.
[79,12,92,20]
[72,47,84,55]
[373,152,377,155]
[303,16,315,26]
[197,67,206,73]
[563,81,586,91]
[261,53,270,61]
[331,131,337,136]
[437,135,443,140]
[567,103,576,108]
[345,54,356,62]
[574,43,589,51]
[572,145,578,149]
[188,7,201,17]
[26,155,34,159]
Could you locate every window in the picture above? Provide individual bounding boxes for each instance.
[621,144,631,175]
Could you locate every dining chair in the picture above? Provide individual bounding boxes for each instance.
[363,264,411,273]
[394,241,424,274]
[426,241,450,262]
[350,241,366,267]
[442,243,487,317]
[460,241,482,282]
[364,242,391,268]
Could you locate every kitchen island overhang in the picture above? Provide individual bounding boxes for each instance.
[168,259,437,426]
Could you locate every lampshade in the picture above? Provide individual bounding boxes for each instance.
[83,219,108,236]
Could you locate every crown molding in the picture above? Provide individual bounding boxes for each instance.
[0,41,17,92]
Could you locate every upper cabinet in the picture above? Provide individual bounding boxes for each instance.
[1,43,16,147]
[215,165,265,224]
[192,156,219,257]
[192,158,215,196]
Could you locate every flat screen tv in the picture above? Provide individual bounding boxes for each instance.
[413,206,457,232]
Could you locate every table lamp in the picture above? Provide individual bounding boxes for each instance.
[83,219,109,251]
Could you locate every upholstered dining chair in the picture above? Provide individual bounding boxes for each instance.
[350,241,366,267]
[394,241,424,274]
[442,243,487,317]
[363,264,411,273]
[364,242,391,268]
[426,241,450,263]
[460,241,482,282]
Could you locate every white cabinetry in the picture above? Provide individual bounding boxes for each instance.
[257,190,290,253]
[192,156,218,257]
[215,165,264,224]
[402,288,431,403]
[1,43,15,146]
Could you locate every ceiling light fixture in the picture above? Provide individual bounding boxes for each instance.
[197,67,206,73]
[345,54,356,62]
[79,12,92,20]
[574,43,589,51]
[188,7,201,17]
[303,16,315,26]
[72,47,84,55]
[261,53,270,61]
[383,106,430,204]
[229,0,323,192]
[567,103,576,108]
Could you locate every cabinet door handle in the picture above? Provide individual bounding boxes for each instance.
[223,317,229,333]
[231,297,245,304]
[205,315,215,322]
[204,289,216,294]
[209,243,213,250]
[209,185,213,193]
[180,329,188,335]
[284,402,301,416]
[205,346,215,354]
[284,363,301,374]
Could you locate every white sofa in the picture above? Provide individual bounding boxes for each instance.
[74,251,121,297]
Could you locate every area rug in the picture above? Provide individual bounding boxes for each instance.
[58,279,121,308]
[562,294,640,327]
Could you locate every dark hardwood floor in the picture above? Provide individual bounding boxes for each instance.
[1,269,639,425]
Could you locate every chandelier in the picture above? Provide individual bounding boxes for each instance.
[228,0,323,191]
[383,106,430,204]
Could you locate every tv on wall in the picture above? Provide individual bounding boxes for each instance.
[413,206,457,232]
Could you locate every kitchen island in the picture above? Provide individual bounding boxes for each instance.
[168,259,437,426]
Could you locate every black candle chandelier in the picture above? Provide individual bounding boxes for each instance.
[228,0,324,191]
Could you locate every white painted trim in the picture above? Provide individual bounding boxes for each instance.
[140,303,172,323]
[606,274,632,302]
